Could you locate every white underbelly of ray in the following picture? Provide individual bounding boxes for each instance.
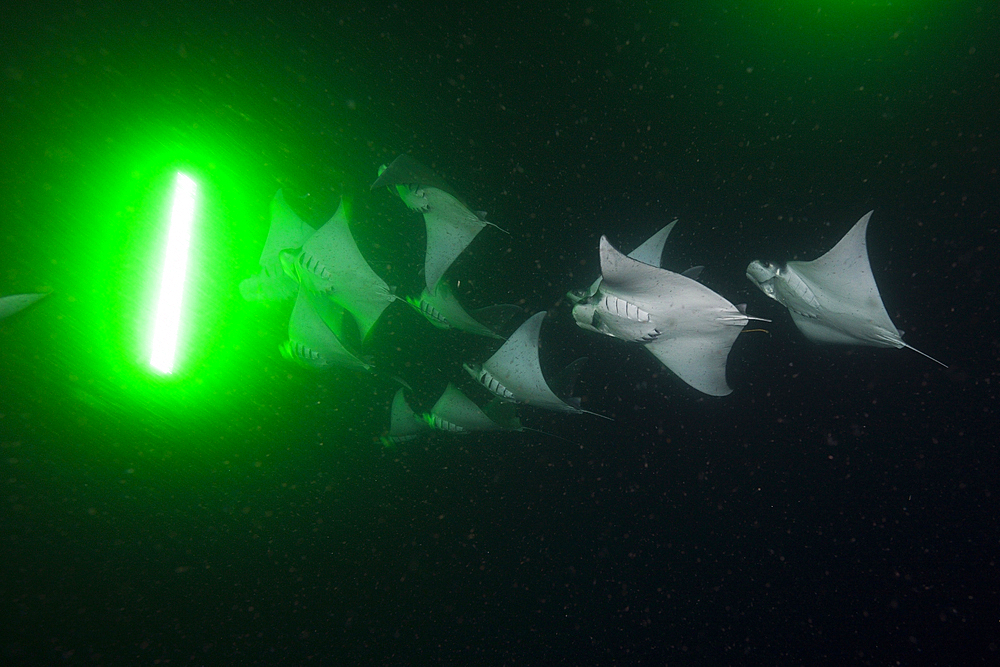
[281,341,324,368]
[638,327,662,343]
[593,295,660,343]
[782,270,820,311]
[296,250,334,290]
[603,294,651,322]
[476,367,516,400]
[421,300,448,326]
[401,188,429,213]
[790,307,819,320]
[428,414,465,432]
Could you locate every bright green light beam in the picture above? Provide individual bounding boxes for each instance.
[149,172,197,374]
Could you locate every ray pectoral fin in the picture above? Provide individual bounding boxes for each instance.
[414,281,515,339]
[789,311,863,345]
[472,311,589,414]
[482,399,522,431]
[593,236,754,395]
[801,211,875,283]
[261,190,315,261]
[627,220,677,267]
[681,265,704,281]
[372,154,495,294]
[299,198,396,340]
[422,195,489,293]
[382,388,431,446]
[647,335,735,397]
[750,213,944,367]
[429,383,505,432]
[784,212,897,336]
[240,263,298,302]
[278,248,301,282]
[0,292,49,320]
[304,289,363,351]
[370,164,388,189]
[285,288,370,372]
[339,287,395,343]
[242,190,316,302]
[370,154,457,195]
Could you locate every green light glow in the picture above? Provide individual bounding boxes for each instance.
[149,172,197,374]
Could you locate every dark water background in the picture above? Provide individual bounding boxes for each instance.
[1,1,998,664]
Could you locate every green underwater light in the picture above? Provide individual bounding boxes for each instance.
[149,172,198,374]
[78,122,274,437]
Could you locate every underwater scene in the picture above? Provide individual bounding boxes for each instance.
[1,1,998,664]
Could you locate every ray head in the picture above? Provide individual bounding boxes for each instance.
[746,260,781,301]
